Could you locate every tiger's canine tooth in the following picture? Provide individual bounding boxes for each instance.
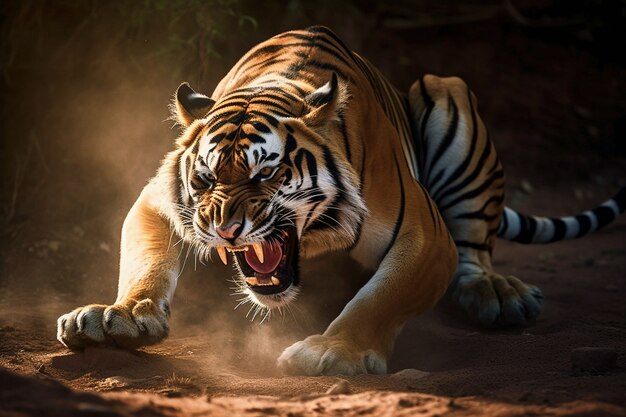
[252,243,264,263]
[216,246,228,266]
[271,276,280,285]
[245,277,258,286]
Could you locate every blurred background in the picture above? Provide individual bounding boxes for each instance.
[1,0,625,366]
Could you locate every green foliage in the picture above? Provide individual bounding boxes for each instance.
[1,0,258,82]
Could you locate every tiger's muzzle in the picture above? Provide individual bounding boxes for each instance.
[230,225,298,295]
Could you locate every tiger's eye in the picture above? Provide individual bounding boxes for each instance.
[192,172,215,190]
[259,166,274,177]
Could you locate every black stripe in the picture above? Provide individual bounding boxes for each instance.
[252,121,270,133]
[575,214,591,237]
[417,76,435,175]
[283,168,292,186]
[456,194,504,220]
[514,214,537,244]
[322,145,343,192]
[293,149,308,188]
[486,146,501,175]
[282,59,348,82]
[227,112,248,125]
[210,100,248,113]
[338,111,351,163]
[593,206,617,230]
[257,90,299,105]
[229,86,299,102]
[454,240,490,251]
[426,94,459,174]
[425,169,444,193]
[549,218,567,242]
[382,158,406,260]
[348,141,366,252]
[282,134,297,165]
[206,107,245,126]
[438,168,504,212]
[251,94,292,108]
[242,133,265,144]
[424,192,440,233]
[280,32,353,68]
[285,81,307,96]
[431,88,485,201]
[307,146,345,233]
[304,150,318,187]
[237,43,304,68]
[173,150,185,208]
[248,111,280,127]
[249,212,275,235]
[209,133,227,144]
[246,100,292,115]
[415,181,439,233]
[208,118,232,134]
[418,76,436,139]
[305,26,357,63]
[190,136,201,155]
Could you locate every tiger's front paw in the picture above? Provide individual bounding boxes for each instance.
[57,299,170,350]
[277,334,387,376]
[453,273,543,327]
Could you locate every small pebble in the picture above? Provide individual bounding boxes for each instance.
[391,368,430,379]
[571,347,617,372]
[325,379,351,395]
[520,180,533,194]
[398,398,414,408]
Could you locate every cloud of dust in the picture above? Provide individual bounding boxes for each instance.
[168,251,366,375]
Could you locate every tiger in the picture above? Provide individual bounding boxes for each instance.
[57,26,626,375]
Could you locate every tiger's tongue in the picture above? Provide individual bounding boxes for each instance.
[244,241,282,274]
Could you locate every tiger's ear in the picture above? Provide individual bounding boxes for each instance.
[302,73,345,129]
[173,82,216,126]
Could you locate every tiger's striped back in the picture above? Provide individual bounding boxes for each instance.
[351,54,419,180]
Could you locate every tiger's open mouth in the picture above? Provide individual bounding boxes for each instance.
[220,226,298,295]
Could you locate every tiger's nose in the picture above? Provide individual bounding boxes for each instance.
[216,221,243,240]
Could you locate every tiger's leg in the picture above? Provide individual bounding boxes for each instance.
[57,184,180,349]
[408,74,543,327]
[278,185,457,375]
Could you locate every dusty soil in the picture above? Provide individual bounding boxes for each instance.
[1,186,625,416]
[2,2,626,416]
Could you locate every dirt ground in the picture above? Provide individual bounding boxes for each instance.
[1,185,625,416]
[1,2,626,416]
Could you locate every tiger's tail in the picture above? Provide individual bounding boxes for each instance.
[497,187,626,243]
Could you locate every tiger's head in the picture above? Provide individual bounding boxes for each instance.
[171,75,366,309]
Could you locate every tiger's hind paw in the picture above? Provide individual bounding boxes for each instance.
[452,274,543,327]
[57,299,170,350]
